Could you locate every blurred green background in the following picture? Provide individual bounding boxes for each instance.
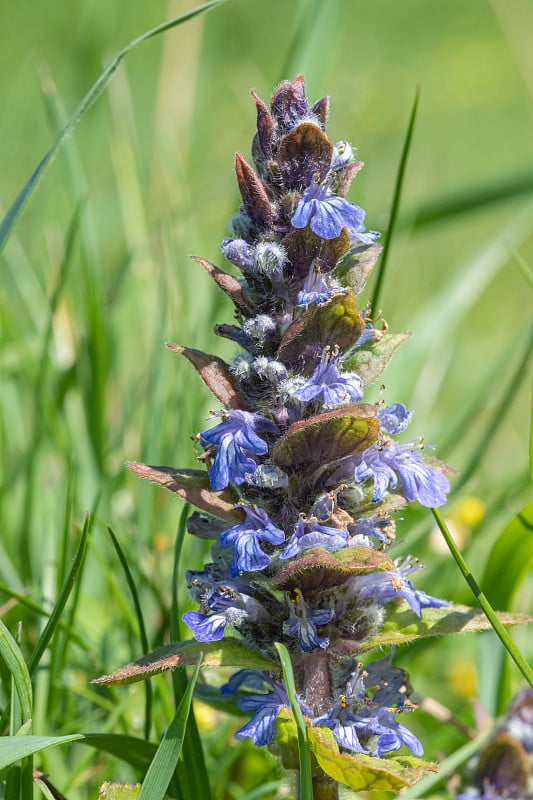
[1,0,532,797]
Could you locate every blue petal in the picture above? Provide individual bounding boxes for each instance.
[229,532,271,576]
[234,706,279,746]
[182,611,226,641]
[334,721,367,753]
[291,198,313,229]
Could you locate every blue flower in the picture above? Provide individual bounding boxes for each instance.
[293,347,363,407]
[363,648,413,709]
[183,567,268,640]
[314,663,423,757]
[222,672,292,746]
[378,402,413,435]
[296,266,345,306]
[347,514,396,546]
[313,668,379,753]
[220,504,285,577]
[353,441,450,507]
[281,515,349,559]
[371,708,423,757]
[291,171,366,240]
[351,557,450,618]
[198,410,277,490]
[314,699,374,754]
[182,610,227,641]
[282,588,333,651]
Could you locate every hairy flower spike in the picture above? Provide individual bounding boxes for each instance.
[122,75,458,793]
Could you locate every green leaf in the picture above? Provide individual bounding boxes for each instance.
[99,782,141,800]
[359,604,530,652]
[0,620,32,725]
[335,242,382,294]
[482,499,533,610]
[277,290,364,370]
[0,735,83,771]
[308,724,438,792]
[137,658,201,800]
[272,403,379,474]
[94,639,277,686]
[344,332,411,385]
[272,546,393,593]
[275,643,313,800]
[275,710,438,793]
[0,0,227,253]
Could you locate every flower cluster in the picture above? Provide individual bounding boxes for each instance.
[223,650,422,756]
[142,76,454,768]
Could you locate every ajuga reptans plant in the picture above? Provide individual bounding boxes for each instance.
[98,76,516,798]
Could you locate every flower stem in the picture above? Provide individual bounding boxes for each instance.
[301,650,332,717]
[432,508,533,687]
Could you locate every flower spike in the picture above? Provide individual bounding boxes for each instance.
[119,75,463,792]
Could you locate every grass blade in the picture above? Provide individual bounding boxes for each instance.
[107,527,152,740]
[27,513,90,676]
[370,87,420,314]
[275,643,313,800]
[169,504,212,800]
[432,508,533,688]
[137,657,202,800]
[0,620,32,725]
[0,736,83,771]
[0,0,227,253]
